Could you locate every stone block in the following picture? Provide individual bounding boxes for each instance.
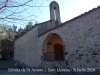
[95,44,98,46]
[85,54,88,56]
[65,52,68,55]
[79,54,84,56]
[66,60,69,66]
[91,56,96,58]
[86,60,90,63]
[79,45,83,48]
[76,50,79,52]
[91,53,98,55]
[95,59,99,63]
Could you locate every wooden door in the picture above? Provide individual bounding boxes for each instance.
[54,44,64,60]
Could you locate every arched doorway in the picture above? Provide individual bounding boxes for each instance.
[43,33,65,61]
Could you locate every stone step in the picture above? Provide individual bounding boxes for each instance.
[41,61,67,68]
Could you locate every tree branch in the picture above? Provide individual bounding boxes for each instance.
[0,0,32,10]
[6,0,32,7]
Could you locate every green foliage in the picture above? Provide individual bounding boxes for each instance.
[25,22,33,31]
[0,25,7,40]
[0,54,2,59]
[0,21,37,59]
[0,24,14,59]
[15,21,34,39]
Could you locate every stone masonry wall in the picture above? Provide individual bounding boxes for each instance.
[14,26,42,67]
[14,7,100,69]
[38,7,100,69]
[38,20,61,36]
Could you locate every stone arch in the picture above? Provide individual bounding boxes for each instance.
[43,33,65,61]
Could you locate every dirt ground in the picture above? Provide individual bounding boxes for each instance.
[0,58,67,75]
[0,58,100,75]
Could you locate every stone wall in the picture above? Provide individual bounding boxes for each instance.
[14,7,100,69]
[63,8,100,69]
[14,26,42,67]
[38,20,61,36]
[38,7,100,69]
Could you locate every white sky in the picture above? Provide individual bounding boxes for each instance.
[43,0,100,23]
[60,0,100,22]
[1,0,100,29]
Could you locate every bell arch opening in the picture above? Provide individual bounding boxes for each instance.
[43,33,65,61]
[50,1,61,23]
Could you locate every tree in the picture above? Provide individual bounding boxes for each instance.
[0,0,50,26]
[17,27,24,36]
[15,22,33,38]
[12,24,17,32]
[0,25,7,40]
[0,24,15,59]
[25,22,33,31]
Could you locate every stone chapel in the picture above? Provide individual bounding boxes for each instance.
[14,1,100,69]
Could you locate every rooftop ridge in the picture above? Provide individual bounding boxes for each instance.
[15,5,100,38]
[38,5,100,37]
